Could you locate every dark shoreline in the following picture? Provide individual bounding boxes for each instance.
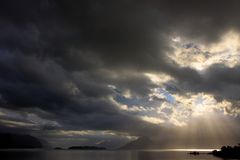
[208,145,240,159]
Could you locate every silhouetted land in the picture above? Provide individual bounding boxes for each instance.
[0,133,42,149]
[188,151,200,155]
[68,146,106,150]
[210,144,240,159]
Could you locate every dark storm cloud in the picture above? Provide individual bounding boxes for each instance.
[168,64,240,113]
[50,0,240,71]
[0,50,160,138]
[0,53,70,109]
[1,0,240,147]
[2,0,240,71]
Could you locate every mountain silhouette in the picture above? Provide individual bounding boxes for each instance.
[0,133,42,149]
[120,137,156,149]
[68,146,106,150]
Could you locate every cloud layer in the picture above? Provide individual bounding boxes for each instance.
[0,0,240,148]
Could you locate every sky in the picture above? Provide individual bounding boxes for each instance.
[0,0,240,149]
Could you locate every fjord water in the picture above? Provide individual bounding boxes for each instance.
[0,150,223,160]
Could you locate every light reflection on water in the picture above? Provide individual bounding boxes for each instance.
[0,149,223,160]
[143,149,220,152]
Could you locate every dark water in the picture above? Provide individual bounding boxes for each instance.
[0,150,224,160]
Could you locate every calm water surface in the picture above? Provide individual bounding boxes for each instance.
[0,149,224,160]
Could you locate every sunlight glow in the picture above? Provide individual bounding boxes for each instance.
[155,92,233,127]
[169,30,240,70]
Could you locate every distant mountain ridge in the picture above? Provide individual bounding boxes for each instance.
[0,133,42,149]
[120,137,157,149]
[68,146,106,150]
[120,136,230,150]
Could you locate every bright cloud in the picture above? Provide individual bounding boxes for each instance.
[169,31,240,70]
[140,115,165,124]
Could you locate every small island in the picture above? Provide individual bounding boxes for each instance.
[210,144,240,159]
[68,146,106,150]
[189,151,200,155]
